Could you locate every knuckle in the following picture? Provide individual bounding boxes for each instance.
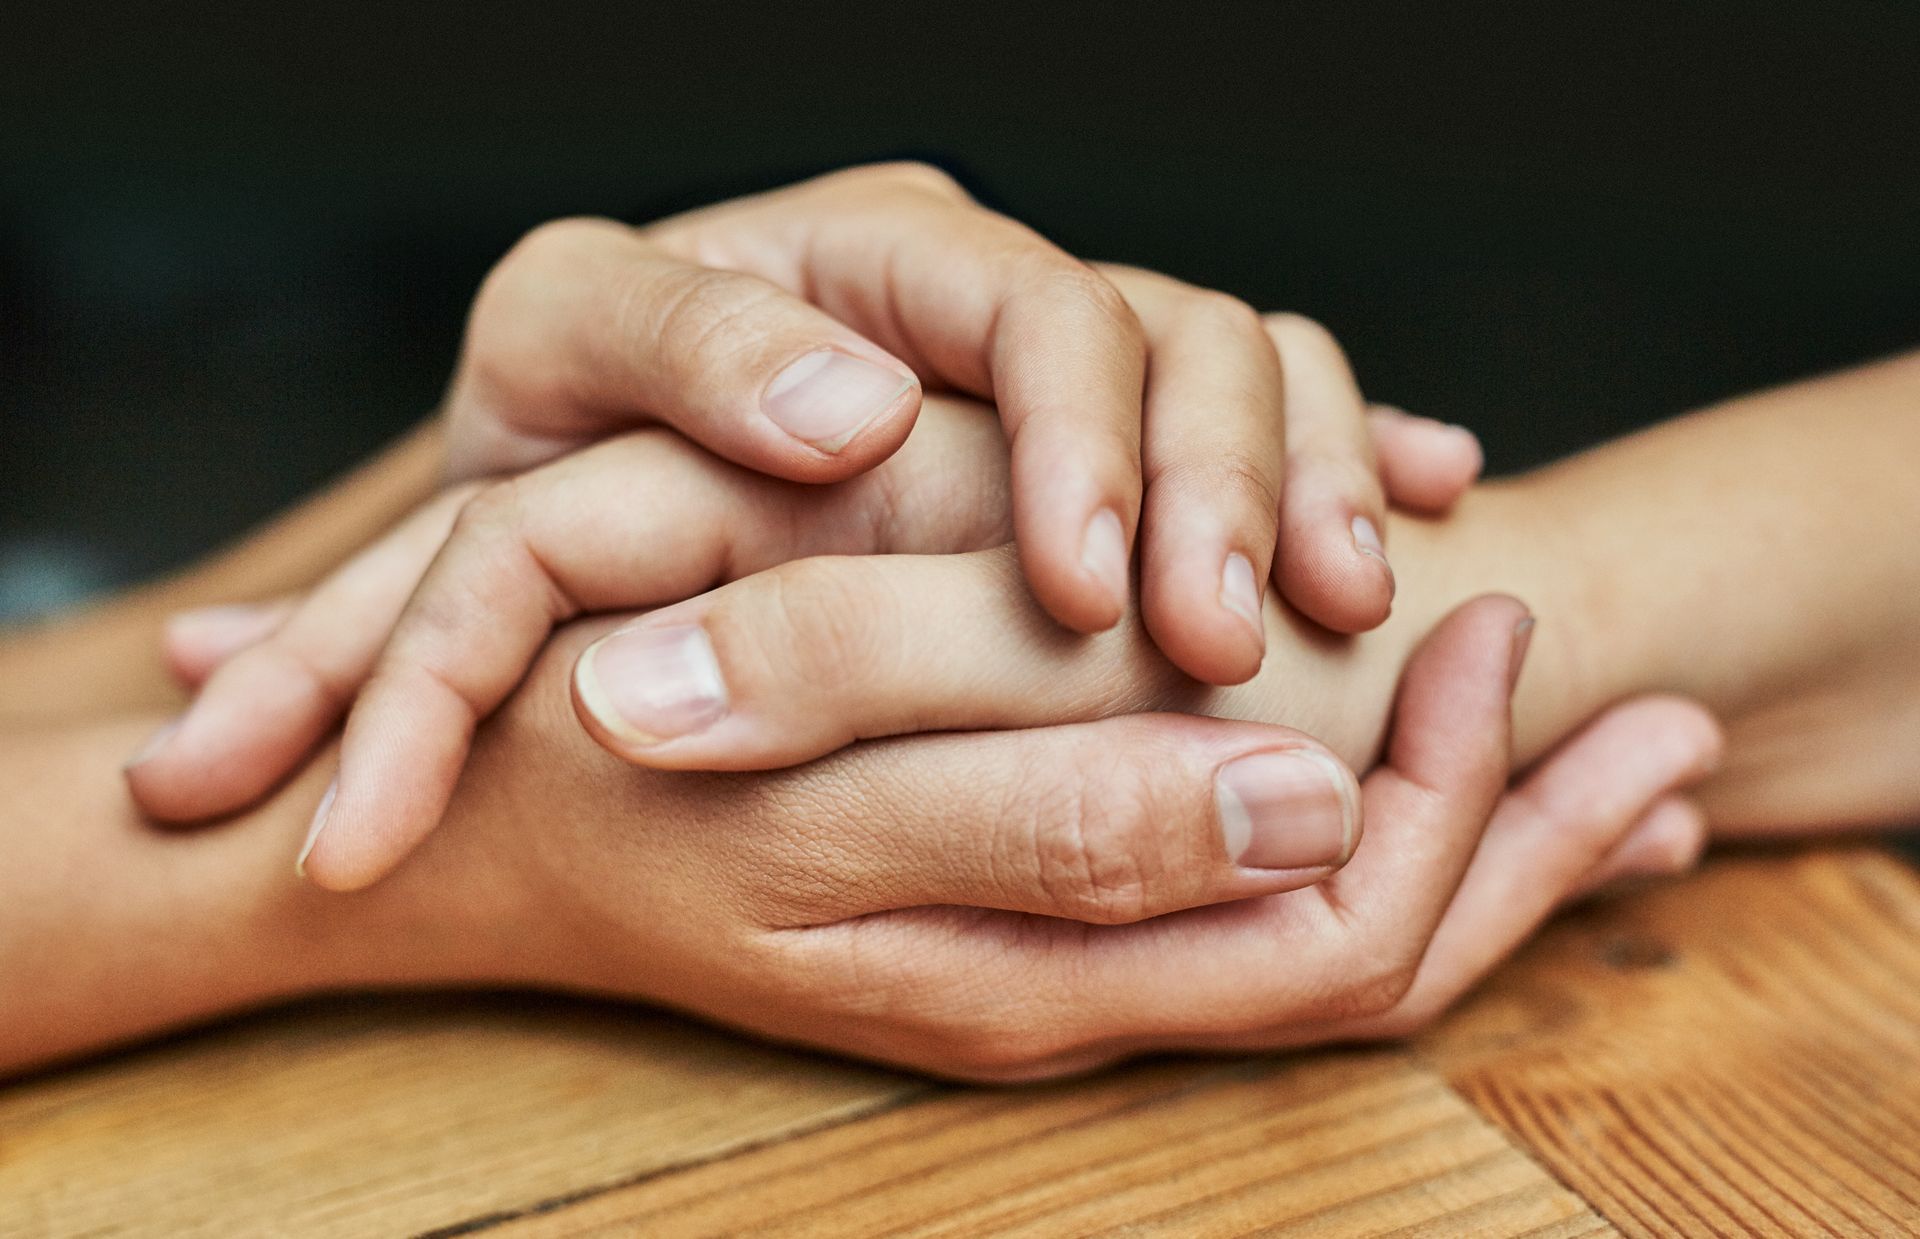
[859,159,968,200]
[507,215,625,268]
[237,631,350,718]
[1291,449,1385,509]
[727,557,901,699]
[470,217,624,358]
[1153,450,1283,522]
[1263,309,1338,351]
[1026,750,1193,925]
[1031,265,1143,338]
[1179,289,1267,342]
[623,263,785,378]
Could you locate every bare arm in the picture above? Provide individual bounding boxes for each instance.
[1385,349,1920,833]
[0,716,480,1072]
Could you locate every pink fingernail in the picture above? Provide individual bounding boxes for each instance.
[763,350,913,451]
[1352,514,1394,601]
[1219,552,1262,629]
[295,777,337,879]
[1214,749,1356,870]
[576,623,730,746]
[1509,616,1536,691]
[1351,514,1386,561]
[1080,509,1129,610]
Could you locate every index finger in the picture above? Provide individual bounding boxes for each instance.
[649,163,1148,634]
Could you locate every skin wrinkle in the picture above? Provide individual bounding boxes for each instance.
[1033,753,1111,923]
[644,267,797,400]
[1087,737,1196,922]
[31,178,1915,1080]
[770,557,915,746]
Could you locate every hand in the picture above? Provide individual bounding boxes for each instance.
[132,320,1479,889]
[392,595,1718,1081]
[433,162,1484,662]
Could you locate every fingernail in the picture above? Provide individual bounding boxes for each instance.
[1215,749,1356,870]
[295,777,336,879]
[576,623,729,745]
[124,717,182,770]
[1219,552,1263,629]
[1351,514,1386,562]
[1080,509,1129,609]
[1509,616,1536,691]
[762,350,913,451]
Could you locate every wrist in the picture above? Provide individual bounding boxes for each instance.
[157,746,535,1007]
[1380,477,1637,767]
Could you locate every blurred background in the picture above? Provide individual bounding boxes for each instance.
[3,1,1916,619]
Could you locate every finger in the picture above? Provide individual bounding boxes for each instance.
[1098,266,1284,686]
[124,491,473,823]
[451,217,921,482]
[1367,405,1485,514]
[1263,313,1396,633]
[648,163,1148,635]
[735,713,1360,928]
[1567,795,1709,900]
[793,596,1532,1065]
[297,411,1014,891]
[297,439,847,891]
[570,546,1193,774]
[1103,594,1532,1031]
[1340,695,1722,1032]
[162,598,296,689]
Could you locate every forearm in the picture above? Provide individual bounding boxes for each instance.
[0,421,444,723]
[1394,349,1920,834]
[0,720,479,1076]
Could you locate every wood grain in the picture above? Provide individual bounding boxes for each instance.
[1419,847,1920,1238]
[1,846,1915,1238]
[0,994,921,1237]
[496,1053,1605,1237]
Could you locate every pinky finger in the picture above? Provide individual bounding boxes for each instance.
[1366,405,1485,515]
[162,598,296,690]
[1344,695,1722,1034]
[1565,795,1709,901]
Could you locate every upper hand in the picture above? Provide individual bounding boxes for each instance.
[437,162,1482,665]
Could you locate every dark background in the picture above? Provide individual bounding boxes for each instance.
[4,1,1917,618]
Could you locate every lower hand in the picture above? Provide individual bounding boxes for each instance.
[383,594,1718,1080]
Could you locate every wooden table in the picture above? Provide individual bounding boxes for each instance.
[6,845,1918,1237]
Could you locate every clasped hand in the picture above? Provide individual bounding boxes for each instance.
[122,163,1719,1079]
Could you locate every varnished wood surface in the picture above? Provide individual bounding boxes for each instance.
[3,846,1916,1237]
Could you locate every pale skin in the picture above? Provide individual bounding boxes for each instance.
[12,170,1538,1079]
[117,167,1485,889]
[6,161,1914,1080]
[12,349,1917,1080]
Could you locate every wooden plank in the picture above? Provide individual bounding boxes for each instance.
[497,1052,1608,1238]
[1420,847,1920,1238]
[0,992,922,1238]
[8,844,1912,1236]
